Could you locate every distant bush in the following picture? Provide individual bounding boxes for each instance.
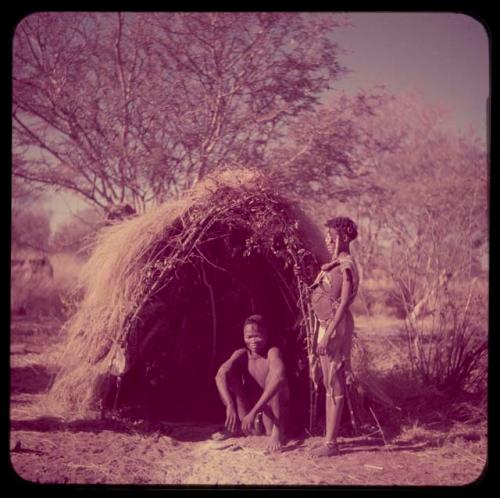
[50,207,105,256]
[351,284,405,319]
[11,251,85,319]
[12,205,51,253]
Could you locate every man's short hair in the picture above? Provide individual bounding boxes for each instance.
[243,314,268,332]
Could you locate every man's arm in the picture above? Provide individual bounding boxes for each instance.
[215,348,246,408]
[215,349,246,432]
[241,347,286,433]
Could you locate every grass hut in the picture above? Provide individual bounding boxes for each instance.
[45,170,330,430]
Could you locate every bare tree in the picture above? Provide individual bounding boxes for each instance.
[270,92,488,289]
[264,88,406,283]
[13,12,347,212]
[375,97,488,311]
[266,88,401,207]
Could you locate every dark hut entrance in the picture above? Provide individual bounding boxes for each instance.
[109,222,311,431]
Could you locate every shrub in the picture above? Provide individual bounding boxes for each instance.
[403,286,487,397]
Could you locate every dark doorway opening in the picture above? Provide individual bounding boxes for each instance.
[110,227,310,433]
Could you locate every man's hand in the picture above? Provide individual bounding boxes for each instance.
[241,411,257,435]
[225,405,239,433]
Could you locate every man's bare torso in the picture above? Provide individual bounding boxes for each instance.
[232,347,277,389]
[247,351,272,388]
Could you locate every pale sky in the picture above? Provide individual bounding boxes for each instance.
[331,12,489,139]
[44,12,490,232]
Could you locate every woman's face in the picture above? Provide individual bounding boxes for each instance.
[325,227,340,256]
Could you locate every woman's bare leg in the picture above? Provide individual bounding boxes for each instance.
[311,358,345,457]
[325,364,345,443]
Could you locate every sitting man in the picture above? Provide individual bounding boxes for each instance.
[214,315,289,453]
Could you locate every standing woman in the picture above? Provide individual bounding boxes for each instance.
[309,217,360,457]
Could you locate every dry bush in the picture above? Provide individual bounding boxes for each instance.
[402,283,487,397]
[351,350,486,436]
[347,292,487,437]
[356,279,488,430]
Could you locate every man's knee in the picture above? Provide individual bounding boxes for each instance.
[266,383,289,411]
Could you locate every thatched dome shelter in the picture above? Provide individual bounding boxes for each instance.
[45,170,330,429]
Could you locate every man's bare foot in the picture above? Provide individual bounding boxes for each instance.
[264,426,285,453]
[310,441,340,457]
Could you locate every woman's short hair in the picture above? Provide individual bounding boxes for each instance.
[325,217,358,241]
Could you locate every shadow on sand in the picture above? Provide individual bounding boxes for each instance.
[11,365,56,395]
[9,416,222,443]
[10,417,456,458]
[11,411,478,454]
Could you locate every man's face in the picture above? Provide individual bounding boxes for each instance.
[325,227,340,256]
[243,323,268,354]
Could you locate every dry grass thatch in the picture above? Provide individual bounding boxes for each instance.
[44,169,330,421]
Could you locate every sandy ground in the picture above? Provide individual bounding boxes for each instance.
[10,316,487,486]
